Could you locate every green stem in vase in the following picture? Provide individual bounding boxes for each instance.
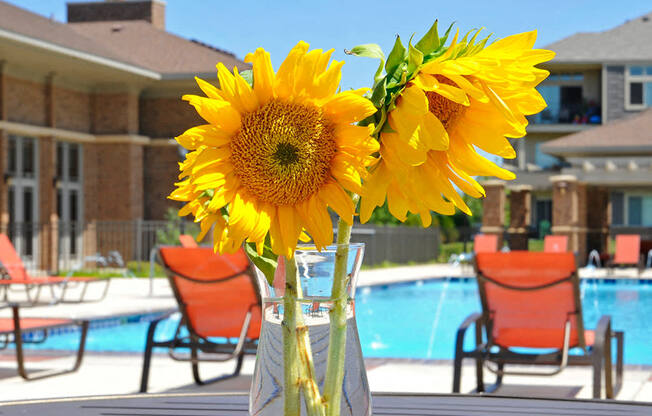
[323,194,358,416]
[282,256,301,416]
[284,255,326,416]
[296,323,326,416]
[293,263,326,416]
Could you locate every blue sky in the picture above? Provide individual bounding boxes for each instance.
[8,0,652,89]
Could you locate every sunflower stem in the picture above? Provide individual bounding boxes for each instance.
[284,255,326,416]
[283,256,301,416]
[323,194,358,416]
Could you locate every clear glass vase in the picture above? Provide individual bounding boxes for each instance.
[249,243,371,416]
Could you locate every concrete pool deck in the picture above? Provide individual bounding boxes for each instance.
[1,265,651,403]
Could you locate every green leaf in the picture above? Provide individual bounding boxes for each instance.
[239,69,254,88]
[386,62,408,89]
[345,43,386,83]
[200,189,215,199]
[407,35,424,74]
[439,22,455,48]
[468,33,492,55]
[415,20,440,56]
[385,35,407,79]
[370,77,387,107]
[357,114,376,127]
[244,241,278,286]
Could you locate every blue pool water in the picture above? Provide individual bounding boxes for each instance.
[20,279,652,365]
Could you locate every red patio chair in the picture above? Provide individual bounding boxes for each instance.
[0,304,88,380]
[179,234,198,248]
[139,246,261,392]
[474,234,498,254]
[0,234,110,304]
[609,235,642,271]
[544,235,568,253]
[453,251,623,399]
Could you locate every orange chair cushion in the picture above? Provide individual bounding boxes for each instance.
[474,235,498,253]
[494,328,594,349]
[544,235,568,253]
[0,318,72,334]
[159,247,261,340]
[613,235,641,265]
[477,252,585,350]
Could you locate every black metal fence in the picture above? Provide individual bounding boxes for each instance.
[1,221,442,273]
[348,225,440,266]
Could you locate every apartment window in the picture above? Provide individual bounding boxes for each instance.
[56,142,83,263]
[625,66,652,109]
[531,73,600,124]
[6,136,39,263]
[612,191,652,226]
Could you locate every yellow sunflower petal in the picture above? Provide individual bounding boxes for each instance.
[319,182,354,224]
[195,77,223,100]
[275,41,310,99]
[182,95,241,134]
[322,91,377,124]
[244,47,274,105]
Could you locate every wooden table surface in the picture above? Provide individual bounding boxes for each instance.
[0,392,651,416]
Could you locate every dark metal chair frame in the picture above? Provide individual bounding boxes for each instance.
[0,261,111,305]
[0,304,89,380]
[453,256,624,399]
[139,248,260,393]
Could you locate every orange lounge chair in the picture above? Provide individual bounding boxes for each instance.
[0,234,110,304]
[544,235,568,253]
[140,246,261,392]
[179,234,198,248]
[0,304,88,380]
[474,234,499,254]
[453,251,623,399]
[609,235,642,271]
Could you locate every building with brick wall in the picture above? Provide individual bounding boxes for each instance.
[481,12,652,262]
[0,0,247,271]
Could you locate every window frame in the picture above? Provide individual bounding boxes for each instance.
[624,65,652,110]
[622,191,652,226]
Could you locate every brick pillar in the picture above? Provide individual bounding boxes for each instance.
[551,175,588,265]
[586,186,610,255]
[480,180,505,248]
[38,137,58,272]
[507,185,532,250]
[0,131,6,230]
[0,60,6,120]
[94,143,144,262]
[0,63,6,233]
[45,73,55,128]
[82,143,99,260]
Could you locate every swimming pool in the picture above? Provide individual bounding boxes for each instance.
[18,279,652,365]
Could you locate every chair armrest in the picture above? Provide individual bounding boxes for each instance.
[595,315,612,347]
[455,312,484,356]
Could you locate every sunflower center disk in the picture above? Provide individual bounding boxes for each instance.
[230,99,337,206]
[425,76,466,130]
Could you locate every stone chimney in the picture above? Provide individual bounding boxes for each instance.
[67,0,165,30]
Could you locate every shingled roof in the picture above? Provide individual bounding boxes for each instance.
[0,1,245,76]
[541,109,652,156]
[0,1,129,64]
[68,20,246,75]
[544,11,652,63]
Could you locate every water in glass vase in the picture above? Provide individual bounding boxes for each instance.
[249,243,371,416]
[250,301,371,416]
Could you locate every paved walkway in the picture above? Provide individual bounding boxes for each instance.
[1,266,651,403]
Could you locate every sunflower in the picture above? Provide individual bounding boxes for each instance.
[357,28,555,226]
[170,42,378,258]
